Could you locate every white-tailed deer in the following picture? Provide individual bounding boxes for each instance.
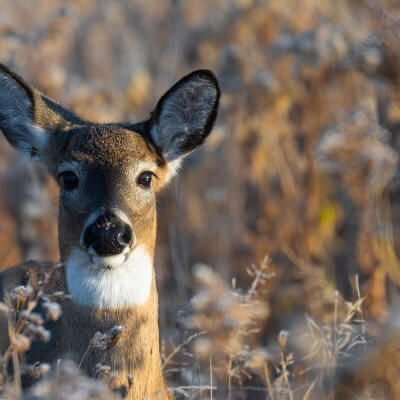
[0,64,220,399]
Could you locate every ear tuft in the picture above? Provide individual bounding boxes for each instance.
[164,158,182,183]
[149,69,220,161]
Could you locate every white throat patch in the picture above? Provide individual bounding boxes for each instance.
[66,246,153,308]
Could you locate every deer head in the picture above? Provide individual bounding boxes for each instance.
[0,64,220,309]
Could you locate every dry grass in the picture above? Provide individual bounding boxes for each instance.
[0,0,400,398]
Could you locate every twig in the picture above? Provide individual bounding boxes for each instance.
[263,360,274,400]
[209,354,213,400]
[162,331,206,370]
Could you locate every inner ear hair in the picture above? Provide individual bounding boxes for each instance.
[149,69,220,162]
[0,66,34,128]
[0,63,35,107]
[0,63,84,160]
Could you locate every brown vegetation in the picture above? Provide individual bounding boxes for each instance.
[0,0,400,398]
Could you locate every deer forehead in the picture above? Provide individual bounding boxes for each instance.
[62,126,161,167]
[54,126,173,192]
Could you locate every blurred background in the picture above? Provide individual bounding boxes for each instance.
[0,0,400,398]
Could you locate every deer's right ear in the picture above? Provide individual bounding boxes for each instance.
[0,64,80,161]
[0,65,48,160]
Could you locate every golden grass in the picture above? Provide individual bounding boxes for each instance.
[0,0,400,398]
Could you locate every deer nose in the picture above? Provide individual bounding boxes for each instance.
[83,211,133,256]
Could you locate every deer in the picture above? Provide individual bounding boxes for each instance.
[0,63,220,399]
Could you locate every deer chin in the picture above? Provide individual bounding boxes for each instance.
[87,246,130,269]
[65,246,153,308]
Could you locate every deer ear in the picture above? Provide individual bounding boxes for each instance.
[0,64,80,161]
[0,65,47,159]
[148,70,220,162]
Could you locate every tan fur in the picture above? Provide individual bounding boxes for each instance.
[55,126,165,260]
[0,64,219,399]
[61,278,169,400]
[1,261,170,399]
[0,65,175,400]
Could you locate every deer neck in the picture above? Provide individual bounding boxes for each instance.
[62,241,159,334]
[59,246,170,399]
[61,280,168,399]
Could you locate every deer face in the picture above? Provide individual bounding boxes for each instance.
[0,65,219,308]
[56,126,162,269]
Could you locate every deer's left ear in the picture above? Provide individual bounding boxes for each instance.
[148,70,220,162]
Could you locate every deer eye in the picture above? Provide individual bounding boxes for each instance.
[58,171,79,191]
[137,171,155,188]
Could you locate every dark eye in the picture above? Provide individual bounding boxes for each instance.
[137,171,154,188]
[58,171,79,191]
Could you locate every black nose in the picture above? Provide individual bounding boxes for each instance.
[83,211,133,256]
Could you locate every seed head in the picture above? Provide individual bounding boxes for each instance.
[43,301,62,321]
[278,330,289,349]
[13,334,31,353]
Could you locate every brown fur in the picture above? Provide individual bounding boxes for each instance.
[1,261,171,399]
[54,126,165,261]
[0,65,174,400]
[61,278,170,400]
[0,64,219,400]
